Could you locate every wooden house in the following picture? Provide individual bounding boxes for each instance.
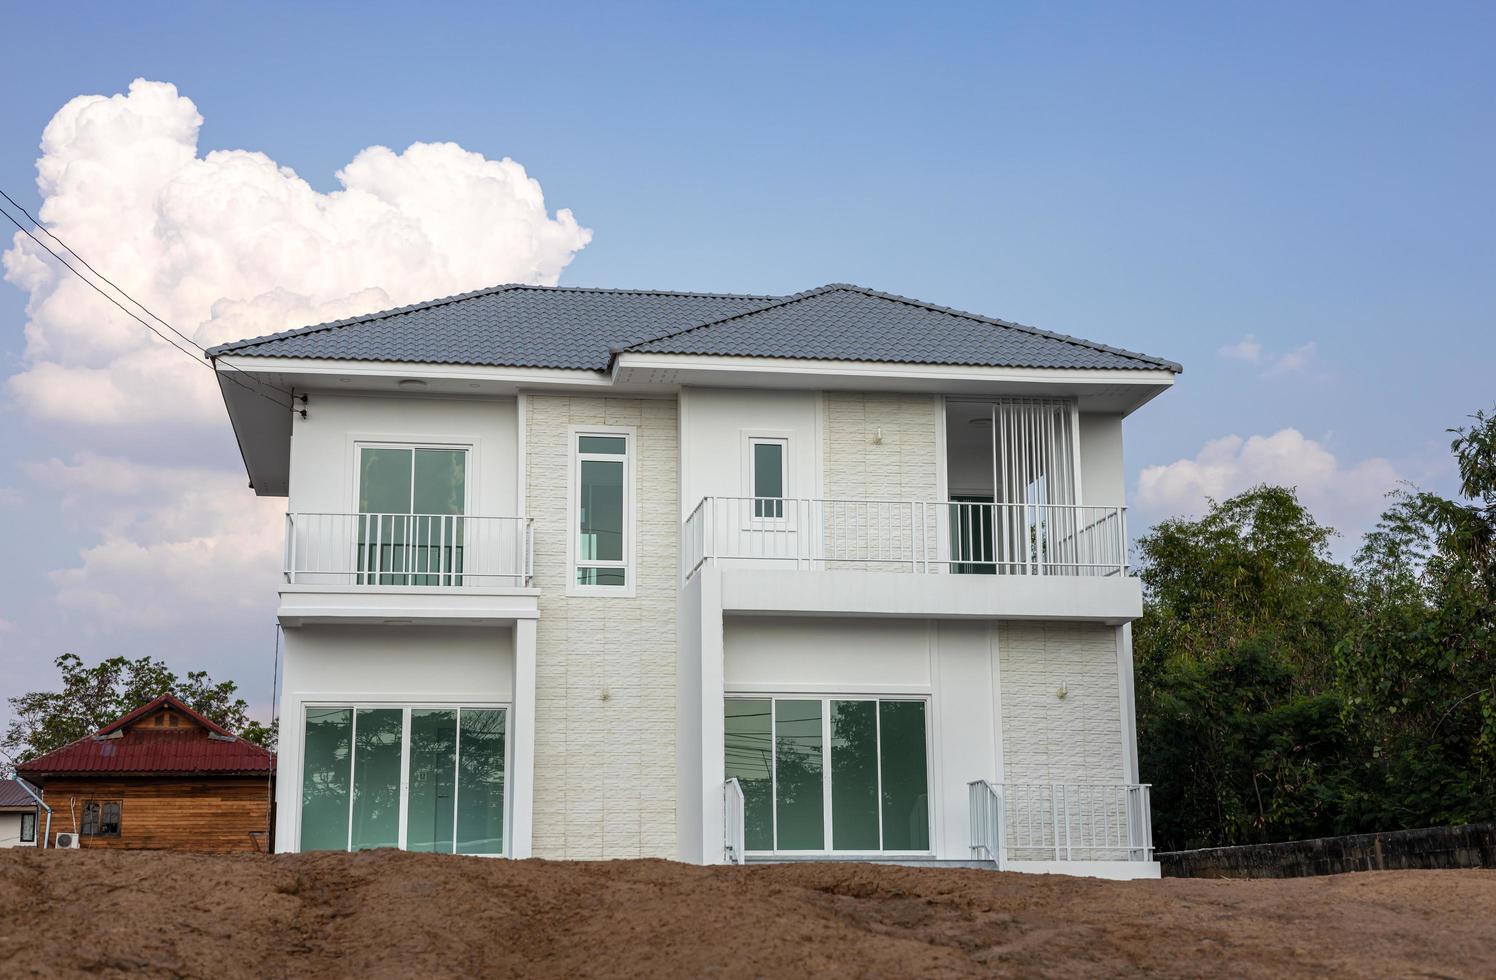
[16,694,273,852]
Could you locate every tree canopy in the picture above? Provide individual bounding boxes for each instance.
[2,653,273,773]
[1137,408,1496,850]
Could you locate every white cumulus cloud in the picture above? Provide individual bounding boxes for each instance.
[4,77,592,429]
[25,453,285,629]
[1136,428,1402,539]
[2,78,592,630]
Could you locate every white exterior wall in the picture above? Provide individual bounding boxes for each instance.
[274,624,515,853]
[1077,413,1125,507]
[286,391,519,516]
[526,394,678,859]
[0,811,34,848]
[679,387,822,515]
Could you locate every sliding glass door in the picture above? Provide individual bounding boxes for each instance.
[357,446,468,586]
[299,704,507,855]
[724,696,930,854]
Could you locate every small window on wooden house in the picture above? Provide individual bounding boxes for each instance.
[82,800,121,837]
[20,812,35,843]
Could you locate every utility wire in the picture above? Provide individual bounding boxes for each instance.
[0,194,296,412]
[0,188,201,352]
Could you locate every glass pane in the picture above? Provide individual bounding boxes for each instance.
[457,709,506,855]
[579,459,624,562]
[413,449,466,515]
[576,567,626,586]
[350,708,403,851]
[831,700,880,851]
[301,707,353,851]
[578,435,626,455]
[407,709,457,853]
[724,699,774,851]
[774,699,823,850]
[753,442,785,518]
[879,701,930,851]
[359,448,413,513]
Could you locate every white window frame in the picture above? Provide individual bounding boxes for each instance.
[349,440,475,518]
[724,692,935,858]
[294,700,512,858]
[567,425,636,597]
[742,432,792,527]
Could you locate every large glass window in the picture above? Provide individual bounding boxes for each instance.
[357,446,467,586]
[725,696,930,853]
[575,433,629,588]
[299,705,507,855]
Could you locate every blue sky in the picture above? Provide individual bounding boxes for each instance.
[1,1,1492,720]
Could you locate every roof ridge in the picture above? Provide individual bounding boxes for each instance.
[623,282,1180,372]
[615,284,844,353]
[206,282,783,357]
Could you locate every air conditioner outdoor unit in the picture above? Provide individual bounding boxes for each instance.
[54,832,80,849]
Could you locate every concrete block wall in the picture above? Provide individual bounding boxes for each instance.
[526,394,679,859]
[821,393,940,570]
[998,621,1124,785]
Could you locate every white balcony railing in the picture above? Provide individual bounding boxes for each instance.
[684,497,1128,580]
[724,778,746,865]
[285,513,533,588]
[968,781,1154,866]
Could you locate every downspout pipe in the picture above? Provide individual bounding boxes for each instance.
[14,777,50,849]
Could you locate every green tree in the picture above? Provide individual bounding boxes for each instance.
[1334,410,1496,829]
[2,653,274,772]
[1133,486,1356,849]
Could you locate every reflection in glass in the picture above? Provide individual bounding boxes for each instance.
[831,700,880,850]
[406,709,457,853]
[456,709,506,855]
[879,701,930,850]
[351,708,403,851]
[301,707,352,851]
[725,699,773,851]
[774,699,823,850]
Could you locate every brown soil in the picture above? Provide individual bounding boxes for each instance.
[1,851,1492,979]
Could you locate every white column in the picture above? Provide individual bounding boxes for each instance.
[1116,623,1140,784]
[698,568,727,864]
[510,617,538,858]
[274,626,301,853]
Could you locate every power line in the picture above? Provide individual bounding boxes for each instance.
[0,188,200,353]
[0,195,295,412]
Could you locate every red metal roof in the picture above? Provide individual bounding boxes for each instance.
[0,779,39,808]
[15,694,272,780]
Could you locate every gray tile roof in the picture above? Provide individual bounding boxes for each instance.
[207,282,1181,373]
[628,284,1182,371]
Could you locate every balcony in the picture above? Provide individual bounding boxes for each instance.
[969,780,1156,873]
[684,497,1128,578]
[683,497,1136,621]
[279,513,536,626]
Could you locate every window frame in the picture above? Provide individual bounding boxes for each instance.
[724,693,934,858]
[744,435,791,524]
[81,799,122,838]
[567,425,636,597]
[19,810,35,843]
[295,700,512,857]
[349,440,475,588]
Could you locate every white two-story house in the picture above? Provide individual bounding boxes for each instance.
[209,282,1179,877]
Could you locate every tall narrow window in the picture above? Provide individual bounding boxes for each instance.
[20,811,35,843]
[575,433,629,588]
[750,438,787,519]
[357,446,467,586]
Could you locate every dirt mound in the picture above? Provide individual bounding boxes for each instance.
[1,850,1492,978]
